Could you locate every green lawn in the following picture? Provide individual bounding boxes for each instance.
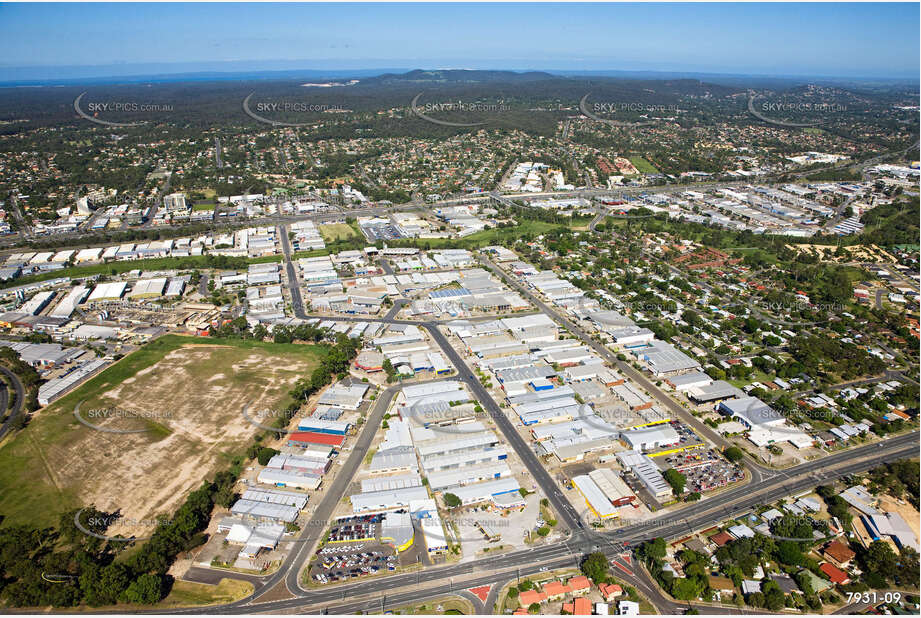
[629,156,660,174]
[319,222,359,243]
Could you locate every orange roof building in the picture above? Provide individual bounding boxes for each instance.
[543,580,571,600]
[518,590,547,607]
[562,598,592,615]
[567,576,591,594]
[599,583,623,600]
[819,562,850,585]
[823,540,856,567]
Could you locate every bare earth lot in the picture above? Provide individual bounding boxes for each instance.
[0,336,324,534]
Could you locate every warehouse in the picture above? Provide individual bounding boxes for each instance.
[517,402,584,426]
[48,285,88,318]
[230,499,299,523]
[686,380,745,403]
[257,468,322,491]
[617,450,671,499]
[632,341,701,376]
[427,461,511,491]
[88,281,128,302]
[287,431,345,448]
[421,447,508,472]
[18,291,55,315]
[128,278,167,299]
[380,511,415,552]
[266,453,331,475]
[666,372,712,391]
[317,383,368,410]
[718,396,784,428]
[530,416,618,442]
[350,485,430,513]
[609,326,656,348]
[588,468,636,507]
[361,472,423,493]
[241,488,308,510]
[369,447,419,474]
[621,424,680,451]
[572,474,618,519]
[416,431,500,459]
[297,417,350,435]
[420,512,448,554]
[442,476,521,507]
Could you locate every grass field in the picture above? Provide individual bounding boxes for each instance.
[319,222,359,243]
[629,156,660,174]
[192,202,217,211]
[155,578,253,608]
[411,219,586,250]
[0,335,325,531]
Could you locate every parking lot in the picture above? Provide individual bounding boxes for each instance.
[660,448,744,493]
[360,222,403,241]
[646,421,705,456]
[310,542,397,584]
[327,513,381,542]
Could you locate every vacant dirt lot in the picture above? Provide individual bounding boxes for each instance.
[0,336,324,534]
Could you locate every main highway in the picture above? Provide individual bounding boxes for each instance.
[160,237,921,615]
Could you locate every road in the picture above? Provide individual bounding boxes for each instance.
[164,431,917,615]
[0,366,26,441]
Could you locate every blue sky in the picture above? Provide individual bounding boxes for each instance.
[0,2,917,79]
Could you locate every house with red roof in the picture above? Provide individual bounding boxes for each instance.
[567,575,591,595]
[823,540,856,568]
[599,583,623,601]
[518,590,547,607]
[543,580,571,601]
[562,597,592,615]
[711,531,733,547]
[819,562,850,585]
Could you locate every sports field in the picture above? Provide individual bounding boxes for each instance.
[0,335,325,532]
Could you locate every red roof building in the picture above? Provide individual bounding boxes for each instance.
[543,581,571,600]
[599,583,623,600]
[567,575,591,595]
[562,598,592,615]
[819,562,850,585]
[711,531,733,547]
[823,540,856,567]
[287,431,344,447]
[518,590,547,607]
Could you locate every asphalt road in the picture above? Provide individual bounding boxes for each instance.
[0,366,26,441]
[163,431,916,615]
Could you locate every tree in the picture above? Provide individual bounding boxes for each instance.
[443,493,461,508]
[580,552,609,583]
[724,446,744,462]
[528,603,541,614]
[663,468,686,496]
[122,573,164,604]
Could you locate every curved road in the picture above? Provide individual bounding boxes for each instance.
[0,366,26,441]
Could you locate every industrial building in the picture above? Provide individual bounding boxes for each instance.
[572,474,619,519]
[617,450,671,499]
